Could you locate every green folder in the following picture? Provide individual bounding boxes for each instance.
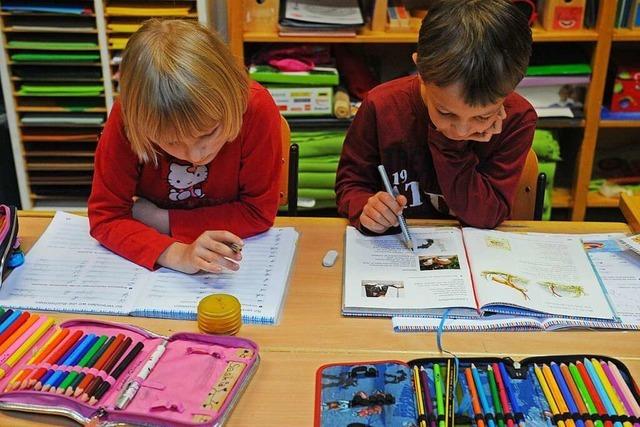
[250,65,339,86]
[11,53,100,62]
[298,188,336,201]
[526,64,591,76]
[291,132,345,158]
[299,158,340,173]
[8,41,98,50]
[18,85,104,97]
[299,172,336,189]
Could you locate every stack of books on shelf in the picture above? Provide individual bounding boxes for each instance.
[516,63,591,118]
[278,0,364,37]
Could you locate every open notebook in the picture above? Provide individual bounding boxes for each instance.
[0,212,298,324]
[343,226,618,323]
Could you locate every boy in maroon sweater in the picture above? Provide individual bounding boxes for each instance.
[335,0,536,232]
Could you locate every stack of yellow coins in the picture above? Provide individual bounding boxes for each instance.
[197,294,242,335]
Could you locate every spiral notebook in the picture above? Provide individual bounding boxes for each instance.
[392,234,640,332]
[343,226,618,322]
[0,212,298,324]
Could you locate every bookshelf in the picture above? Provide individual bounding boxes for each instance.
[0,0,211,210]
[227,0,638,221]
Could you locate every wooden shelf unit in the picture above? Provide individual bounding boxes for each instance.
[228,0,634,221]
[0,0,211,210]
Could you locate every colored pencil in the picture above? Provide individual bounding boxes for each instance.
[551,362,585,427]
[492,363,514,427]
[420,367,437,427]
[570,363,606,427]
[465,367,486,427]
[73,334,125,397]
[80,336,132,402]
[446,360,455,427]
[534,364,566,427]
[560,363,596,427]
[414,366,427,427]
[0,310,19,334]
[5,327,66,391]
[0,317,54,379]
[17,328,71,390]
[57,335,107,394]
[583,359,622,427]
[487,365,505,427]
[543,363,575,427]
[66,336,115,396]
[590,359,632,427]
[499,363,525,427]
[89,341,144,405]
[25,329,82,389]
[601,362,635,423]
[472,364,497,427]
[41,334,95,392]
[434,363,446,427]
[0,309,14,332]
[0,312,35,353]
[606,362,640,418]
[577,361,613,427]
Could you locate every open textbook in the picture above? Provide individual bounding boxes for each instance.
[0,212,298,324]
[393,234,640,331]
[343,226,617,322]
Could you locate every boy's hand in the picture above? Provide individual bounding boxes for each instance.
[466,105,507,143]
[360,192,407,233]
[132,197,170,234]
[157,231,244,274]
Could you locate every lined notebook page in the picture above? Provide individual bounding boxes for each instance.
[0,212,144,314]
[0,212,298,324]
[132,227,299,324]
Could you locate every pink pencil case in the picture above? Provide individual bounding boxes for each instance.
[0,318,259,426]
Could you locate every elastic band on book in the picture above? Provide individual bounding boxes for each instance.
[437,415,445,422]
[485,413,495,421]
[474,414,485,422]
[495,413,505,421]
[552,414,563,423]
[504,412,515,422]
[427,413,436,423]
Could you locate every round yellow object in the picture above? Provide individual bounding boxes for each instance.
[197,294,242,335]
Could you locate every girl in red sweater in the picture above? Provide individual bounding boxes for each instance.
[88,19,282,273]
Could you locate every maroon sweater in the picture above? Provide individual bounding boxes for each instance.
[335,76,537,230]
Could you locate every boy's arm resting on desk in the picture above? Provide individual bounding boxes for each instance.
[88,103,176,270]
[335,98,381,232]
[429,108,537,229]
[168,94,282,242]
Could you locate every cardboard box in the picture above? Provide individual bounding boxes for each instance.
[267,86,333,116]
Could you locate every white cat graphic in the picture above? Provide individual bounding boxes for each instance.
[167,163,208,201]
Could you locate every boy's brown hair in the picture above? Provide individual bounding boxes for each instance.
[415,0,532,106]
[119,19,249,164]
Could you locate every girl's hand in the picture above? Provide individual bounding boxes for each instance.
[360,192,407,234]
[157,231,244,274]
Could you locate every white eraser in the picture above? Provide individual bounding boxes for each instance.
[322,250,339,267]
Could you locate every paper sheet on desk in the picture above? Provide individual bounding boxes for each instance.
[0,212,298,324]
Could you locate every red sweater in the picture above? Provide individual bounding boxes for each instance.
[335,76,537,230]
[88,82,282,270]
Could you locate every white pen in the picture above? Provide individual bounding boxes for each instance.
[115,340,168,410]
[377,165,414,251]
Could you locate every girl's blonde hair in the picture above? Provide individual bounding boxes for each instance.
[119,19,249,164]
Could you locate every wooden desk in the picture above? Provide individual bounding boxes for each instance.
[2,215,639,426]
[621,193,640,232]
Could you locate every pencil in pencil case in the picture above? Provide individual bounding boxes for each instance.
[315,355,640,427]
[0,315,259,426]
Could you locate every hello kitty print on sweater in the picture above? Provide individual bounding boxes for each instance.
[167,163,208,201]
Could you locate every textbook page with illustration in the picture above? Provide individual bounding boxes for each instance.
[393,234,640,331]
[0,212,298,324]
[343,226,616,321]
